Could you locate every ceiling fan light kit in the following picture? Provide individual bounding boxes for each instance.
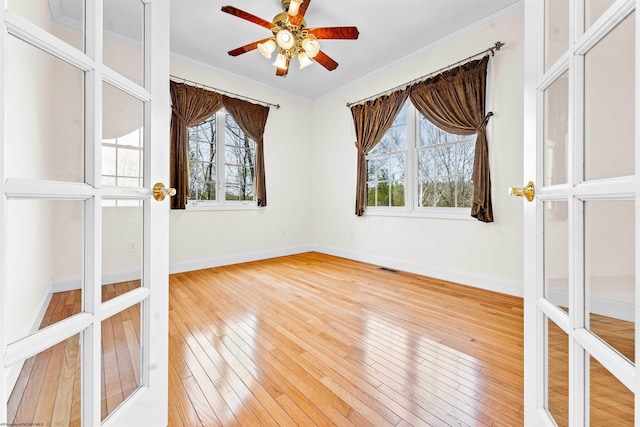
[222,0,359,77]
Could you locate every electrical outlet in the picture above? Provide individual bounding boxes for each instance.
[128,240,136,252]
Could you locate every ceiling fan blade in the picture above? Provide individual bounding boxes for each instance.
[308,27,360,40]
[276,67,289,77]
[221,5,274,30]
[288,0,310,27]
[314,51,338,71]
[228,38,272,56]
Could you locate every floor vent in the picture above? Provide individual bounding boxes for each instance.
[379,267,399,274]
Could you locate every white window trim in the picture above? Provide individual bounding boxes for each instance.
[364,102,475,220]
[186,109,258,211]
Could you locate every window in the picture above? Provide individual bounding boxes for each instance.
[102,128,144,188]
[187,109,256,206]
[365,101,476,216]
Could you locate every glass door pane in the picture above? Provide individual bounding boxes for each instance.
[584,13,635,181]
[584,200,635,362]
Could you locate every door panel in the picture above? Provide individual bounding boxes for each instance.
[524,0,637,425]
[1,1,169,425]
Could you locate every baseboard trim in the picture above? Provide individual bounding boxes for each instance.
[52,270,143,293]
[169,245,315,274]
[313,245,524,298]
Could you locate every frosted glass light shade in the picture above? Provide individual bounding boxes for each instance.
[288,0,303,16]
[301,37,320,58]
[276,29,295,50]
[273,53,288,69]
[257,39,276,58]
[297,52,313,69]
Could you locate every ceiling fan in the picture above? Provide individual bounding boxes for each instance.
[221,0,359,77]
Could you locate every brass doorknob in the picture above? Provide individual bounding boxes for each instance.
[509,181,535,202]
[153,182,176,201]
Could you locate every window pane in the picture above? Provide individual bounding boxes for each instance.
[589,356,633,425]
[5,199,84,344]
[418,180,436,207]
[367,159,375,181]
[584,200,634,362]
[377,157,390,181]
[390,182,405,207]
[367,183,376,206]
[7,36,85,183]
[456,177,473,208]
[101,303,142,420]
[389,154,405,181]
[544,201,569,313]
[584,13,635,181]
[104,0,144,86]
[8,0,84,51]
[546,317,568,427]
[7,333,82,425]
[418,149,435,179]
[543,73,569,185]
[435,177,456,207]
[376,182,390,206]
[103,146,117,176]
[544,0,569,71]
[103,82,144,187]
[189,116,217,202]
[585,0,616,31]
[102,201,144,302]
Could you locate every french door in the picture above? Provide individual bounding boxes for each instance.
[523,0,638,425]
[0,0,170,425]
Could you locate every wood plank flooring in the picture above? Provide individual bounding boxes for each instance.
[6,252,635,426]
[6,281,141,425]
[168,253,526,426]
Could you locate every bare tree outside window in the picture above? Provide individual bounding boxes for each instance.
[364,101,476,212]
[188,116,216,201]
[418,116,475,208]
[366,103,407,207]
[187,110,256,205]
[224,114,255,201]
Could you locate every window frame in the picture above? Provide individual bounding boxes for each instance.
[186,109,259,211]
[364,102,476,220]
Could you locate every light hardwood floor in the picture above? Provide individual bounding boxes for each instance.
[168,252,526,426]
[6,252,634,426]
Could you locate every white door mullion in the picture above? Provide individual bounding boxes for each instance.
[0,4,8,420]
[84,0,103,425]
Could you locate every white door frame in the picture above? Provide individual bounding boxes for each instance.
[0,0,170,425]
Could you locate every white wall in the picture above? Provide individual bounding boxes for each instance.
[310,11,525,295]
[168,60,315,272]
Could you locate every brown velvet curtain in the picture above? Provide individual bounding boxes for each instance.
[222,96,270,207]
[170,81,223,209]
[409,55,494,222]
[351,89,410,216]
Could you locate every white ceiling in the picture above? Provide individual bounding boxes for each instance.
[169,0,522,100]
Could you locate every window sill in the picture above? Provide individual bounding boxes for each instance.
[364,207,475,220]
[185,202,260,212]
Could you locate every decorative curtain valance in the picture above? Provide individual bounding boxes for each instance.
[410,55,493,222]
[169,81,271,209]
[350,89,410,216]
[349,54,494,222]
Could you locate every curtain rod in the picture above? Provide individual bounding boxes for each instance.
[169,75,281,109]
[346,41,505,108]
